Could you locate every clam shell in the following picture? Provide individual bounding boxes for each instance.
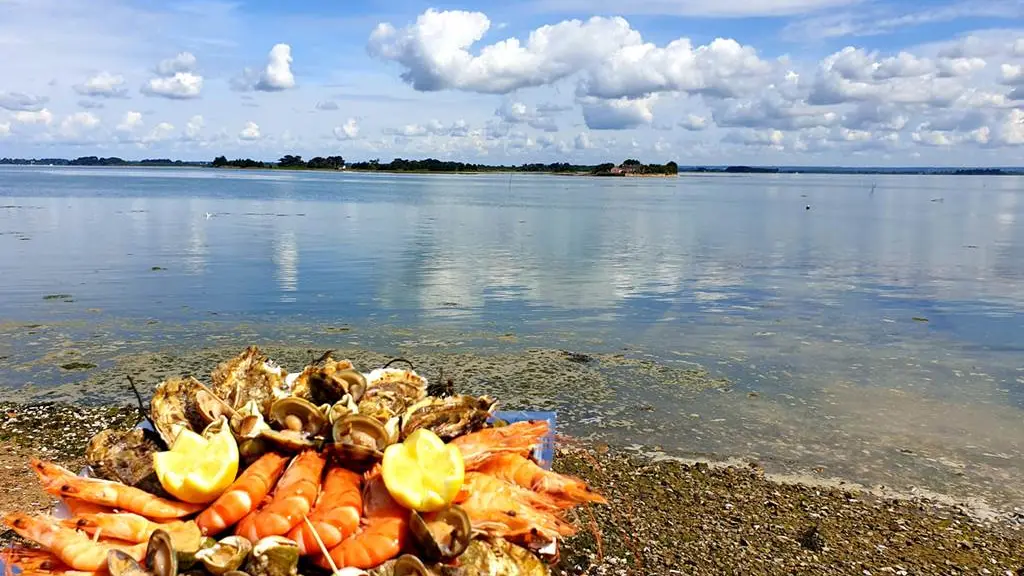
[245,536,299,576]
[409,506,472,563]
[196,536,253,576]
[107,550,146,576]
[268,397,326,436]
[146,530,178,576]
[328,414,390,468]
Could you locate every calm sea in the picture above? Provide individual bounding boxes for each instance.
[1,166,1022,506]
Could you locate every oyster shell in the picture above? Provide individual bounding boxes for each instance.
[328,414,390,468]
[211,346,287,415]
[400,395,497,442]
[358,390,407,424]
[291,351,366,405]
[409,506,472,563]
[364,368,427,404]
[245,536,299,576]
[151,376,207,447]
[455,538,549,576]
[268,397,326,436]
[195,536,253,575]
[86,427,168,497]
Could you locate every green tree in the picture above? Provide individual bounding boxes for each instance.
[665,161,678,174]
[278,155,305,168]
[212,155,227,167]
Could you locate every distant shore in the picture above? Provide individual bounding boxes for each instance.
[4,157,1022,176]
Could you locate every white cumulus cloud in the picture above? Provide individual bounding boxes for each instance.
[14,108,53,125]
[679,114,709,131]
[58,111,101,138]
[234,44,296,92]
[155,52,197,76]
[0,121,10,137]
[142,72,203,99]
[239,121,261,140]
[580,95,657,130]
[334,118,360,140]
[142,122,175,144]
[74,72,128,98]
[185,115,204,140]
[116,111,143,132]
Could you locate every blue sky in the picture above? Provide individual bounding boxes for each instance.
[0,0,1022,165]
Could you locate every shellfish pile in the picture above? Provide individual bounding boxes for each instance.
[3,346,607,576]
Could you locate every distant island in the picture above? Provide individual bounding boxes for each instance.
[2,155,1021,176]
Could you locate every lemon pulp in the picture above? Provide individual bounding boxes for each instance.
[381,428,465,512]
[153,420,239,504]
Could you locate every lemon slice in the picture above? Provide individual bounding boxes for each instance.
[381,428,464,512]
[154,419,239,504]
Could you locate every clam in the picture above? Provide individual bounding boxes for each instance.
[391,555,435,576]
[268,397,326,436]
[211,346,288,415]
[258,429,321,452]
[327,394,359,424]
[196,389,237,426]
[364,368,427,404]
[108,529,179,576]
[290,351,366,405]
[409,506,472,563]
[147,530,178,576]
[328,415,390,468]
[195,536,253,575]
[107,550,148,576]
[400,395,497,442]
[151,376,207,447]
[244,536,299,576]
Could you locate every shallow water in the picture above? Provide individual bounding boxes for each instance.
[1,166,1022,508]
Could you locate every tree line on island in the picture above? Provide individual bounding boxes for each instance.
[2,156,1019,176]
[210,155,679,175]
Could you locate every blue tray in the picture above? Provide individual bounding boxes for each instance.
[491,410,557,470]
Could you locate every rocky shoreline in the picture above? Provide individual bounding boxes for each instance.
[1,401,1022,575]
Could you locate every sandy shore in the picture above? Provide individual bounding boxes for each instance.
[1,401,1022,575]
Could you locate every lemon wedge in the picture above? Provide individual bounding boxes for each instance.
[154,418,239,504]
[381,428,465,512]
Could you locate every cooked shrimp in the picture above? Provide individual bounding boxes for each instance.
[476,453,607,505]
[60,498,112,518]
[457,473,575,540]
[451,420,550,469]
[235,450,326,542]
[64,512,199,546]
[287,466,362,555]
[31,459,202,520]
[314,470,408,570]
[3,513,146,572]
[196,452,290,536]
[2,546,101,576]
[456,471,564,513]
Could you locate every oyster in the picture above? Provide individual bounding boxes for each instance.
[364,368,427,404]
[151,376,207,447]
[400,395,497,442]
[328,414,390,468]
[268,397,326,436]
[244,536,299,576]
[455,538,549,576]
[409,506,472,562]
[211,346,287,415]
[291,351,366,405]
[358,390,407,424]
[233,401,272,463]
[196,536,253,575]
[86,427,168,497]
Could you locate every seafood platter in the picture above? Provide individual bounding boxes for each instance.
[3,346,607,576]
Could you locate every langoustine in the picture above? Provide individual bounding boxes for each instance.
[451,420,551,469]
[475,453,608,505]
